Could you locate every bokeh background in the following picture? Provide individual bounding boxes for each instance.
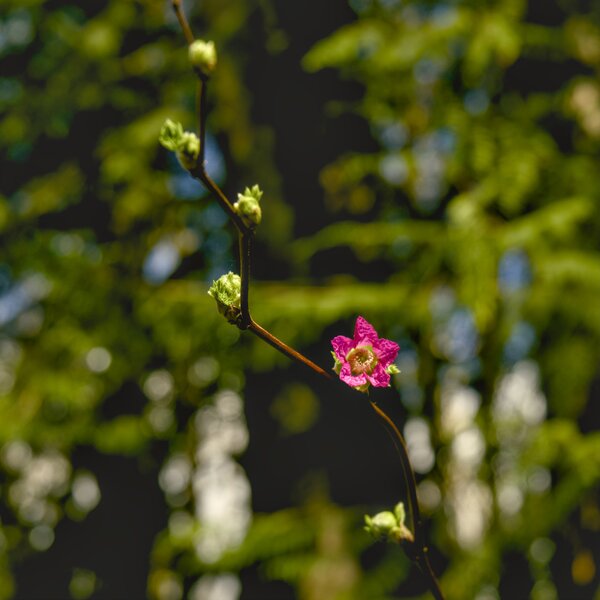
[1,0,600,598]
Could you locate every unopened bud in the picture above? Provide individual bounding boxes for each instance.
[364,512,397,539]
[159,120,200,171]
[364,501,414,544]
[188,40,217,77]
[234,184,263,230]
[208,272,241,325]
[159,119,184,151]
[176,131,200,170]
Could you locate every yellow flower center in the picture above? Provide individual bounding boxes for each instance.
[347,345,378,375]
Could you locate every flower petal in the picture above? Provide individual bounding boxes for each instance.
[353,316,378,345]
[340,363,368,388]
[373,338,400,366]
[367,363,391,388]
[331,335,355,362]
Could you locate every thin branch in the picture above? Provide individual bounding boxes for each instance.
[171,0,195,46]
[418,551,445,600]
[370,401,422,546]
[185,38,322,369]
[370,401,444,600]
[194,168,248,231]
[190,80,248,231]
[169,4,443,598]
[248,321,333,380]
[197,79,207,165]
[239,233,252,328]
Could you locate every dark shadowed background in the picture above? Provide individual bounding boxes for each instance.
[1,0,600,599]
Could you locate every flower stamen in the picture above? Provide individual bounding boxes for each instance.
[346,345,378,375]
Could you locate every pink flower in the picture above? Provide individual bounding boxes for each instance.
[331,316,400,392]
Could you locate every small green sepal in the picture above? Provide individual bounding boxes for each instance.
[394,501,406,525]
[331,351,343,375]
[386,364,400,375]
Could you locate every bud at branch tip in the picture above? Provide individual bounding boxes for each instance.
[189,39,217,77]
[158,119,200,171]
[234,184,263,230]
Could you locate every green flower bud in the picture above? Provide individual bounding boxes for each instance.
[188,40,217,77]
[364,502,414,544]
[158,120,200,170]
[354,382,371,394]
[233,184,263,230]
[208,272,241,325]
[386,364,400,375]
[331,351,343,375]
[364,511,397,539]
[176,131,200,171]
[159,119,184,151]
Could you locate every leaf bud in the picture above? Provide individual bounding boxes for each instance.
[176,131,200,170]
[364,502,414,544]
[158,119,184,152]
[188,40,217,77]
[208,272,241,325]
[233,184,263,230]
[364,511,398,539]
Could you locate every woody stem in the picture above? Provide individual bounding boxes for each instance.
[369,401,444,599]
[171,0,194,46]
[248,320,332,379]
[239,232,252,329]
[188,77,325,369]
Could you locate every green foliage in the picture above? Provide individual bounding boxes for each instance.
[270,383,320,435]
[300,1,600,598]
[212,508,318,571]
[2,0,600,598]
